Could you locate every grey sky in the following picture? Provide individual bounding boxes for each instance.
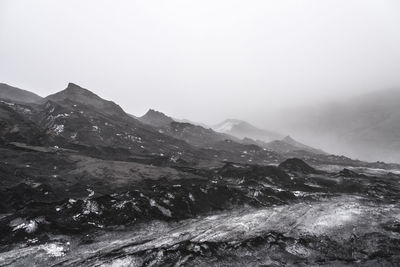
[1,0,400,126]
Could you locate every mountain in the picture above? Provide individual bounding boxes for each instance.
[0,83,43,103]
[140,109,250,148]
[138,109,174,127]
[265,136,326,155]
[278,89,400,163]
[163,121,243,148]
[2,82,400,266]
[0,83,286,165]
[242,135,326,156]
[2,82,395,168]
[139,109,209,129]
[213,119,283,142]
[174,118,209,128]
[39,84,213,162]
[45,83,126,117]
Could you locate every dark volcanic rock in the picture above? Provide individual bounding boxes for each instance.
[0,102,46,145]
[279,158,316,174]
[338,168,366,177]
[218,162,290,181]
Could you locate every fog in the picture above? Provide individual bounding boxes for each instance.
[1,0,400,126]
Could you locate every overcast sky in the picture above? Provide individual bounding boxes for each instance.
[1,0,400,126]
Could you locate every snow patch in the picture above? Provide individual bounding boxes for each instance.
[150,199,172,217]
[9,217,46,233]
[87,188,95,197]
[83,200,102,215]
[52,124,64,135]
[40,243,65,257]
[54,113,70,119]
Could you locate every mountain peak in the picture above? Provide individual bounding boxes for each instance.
[145,109,166,116]
[282,135,296,144]
[46,83,126,117]
[63,82,97,96]
[213,119,244,132]
[139,109,174,127]
[66,82,81,89]
[47,83,102,102]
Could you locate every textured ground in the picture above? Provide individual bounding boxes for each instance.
[1,157,400,266]
[1,195,399,266]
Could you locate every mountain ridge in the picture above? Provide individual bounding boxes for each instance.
[45,83,126,117]
[2,81,398,167]
[0,83,43,103]
[213,119,283,142]
[138,109,175,127]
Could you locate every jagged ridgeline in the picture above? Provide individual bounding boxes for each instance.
[1,83,400,266]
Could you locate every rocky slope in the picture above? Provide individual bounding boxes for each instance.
[0,83,43,104]
[1,82,400,266]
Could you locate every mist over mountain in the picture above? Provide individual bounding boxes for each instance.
[1,81,400,266]
[265,136,327,155]
[2,1,400,264]
[273,88,400,163]
[213,119,283,142]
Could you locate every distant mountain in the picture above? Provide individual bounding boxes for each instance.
[139,109,242,147]
[1,81,398,175]
[278,89,400,163]
[162,121,241,147]
[140,111,325,157]
[0,83,43,103]
[242,135,326,155]
[2,82,400,266]
[138,109,174,127]
[174,118,209,129]
[265,136,326,155]
[213,119,283,142]
[0,83,284,165]
[45,83,125,117]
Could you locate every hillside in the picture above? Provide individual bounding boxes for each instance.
[0,83,43,103]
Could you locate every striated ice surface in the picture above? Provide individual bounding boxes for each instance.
[1,196,399,266]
